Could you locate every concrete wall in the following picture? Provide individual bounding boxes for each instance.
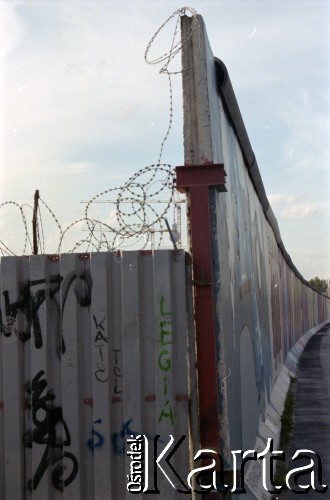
[210,109,328,452]
[181,14,330,475]
[0,251,196,499]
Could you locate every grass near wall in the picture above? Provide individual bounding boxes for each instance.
[274,377,296,488]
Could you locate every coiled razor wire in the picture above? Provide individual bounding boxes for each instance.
[0,201,31,256]
[0,7,200,257]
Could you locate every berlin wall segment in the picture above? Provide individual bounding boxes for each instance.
[179,12,330,499]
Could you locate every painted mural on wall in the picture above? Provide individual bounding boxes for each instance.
[210,53,330,459]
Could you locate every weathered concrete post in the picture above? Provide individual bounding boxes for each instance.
[177,16,229,496]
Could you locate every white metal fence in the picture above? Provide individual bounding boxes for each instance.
[0,250,197,499]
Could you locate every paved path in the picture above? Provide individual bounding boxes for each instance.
[278,322,330,498]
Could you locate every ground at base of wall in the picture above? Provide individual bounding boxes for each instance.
[275,323,330,499]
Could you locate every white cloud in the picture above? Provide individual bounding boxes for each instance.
[268,194,296,205]
[267,191,330,278]
[63,161,93,174]
[0,2,25,63]
[268,194,329,221]
[278,89,329,168]
[281,203,327,221]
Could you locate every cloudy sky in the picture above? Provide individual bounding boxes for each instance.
[0,0,329,280]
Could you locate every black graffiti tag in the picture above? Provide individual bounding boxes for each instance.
[0,270,92,356]
[23,370,78,492]
[2,275,61,345]
[93,314,110,383]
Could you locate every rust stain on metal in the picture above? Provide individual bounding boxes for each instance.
[144,394,156,401]
[48,255,59,261]
[175,394,189,401]
[111,396,122,404]
[79,254,90,260]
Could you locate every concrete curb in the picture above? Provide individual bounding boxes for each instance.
[243,321,330,499]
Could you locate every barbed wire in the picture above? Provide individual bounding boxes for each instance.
[0,201,31,256]
[0,7,200,257]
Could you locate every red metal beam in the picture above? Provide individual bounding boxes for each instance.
[176,164,226,455]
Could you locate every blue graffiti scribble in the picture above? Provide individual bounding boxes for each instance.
[87,419,105,453]
[111,418,139,456]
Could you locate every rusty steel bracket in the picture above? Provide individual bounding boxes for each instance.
[175,163,226,455]
[176,163,226,284]
[176,164,226,193]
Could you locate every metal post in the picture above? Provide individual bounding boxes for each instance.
[32,190,39,255]
[176,164,226,447]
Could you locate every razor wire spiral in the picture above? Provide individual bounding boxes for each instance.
[0,7,199,257]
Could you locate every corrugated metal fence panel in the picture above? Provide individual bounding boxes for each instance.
[0,250,196,499]
[1,256,27,499]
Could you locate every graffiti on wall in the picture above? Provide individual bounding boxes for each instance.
[0,270,92,358]
[111,418,139,456]
[87,419,105,453]
[23,370,78,491]
[93,314,109,383]
[112,348,123,396]
[158,295,174,425]
[0,251,193,497]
